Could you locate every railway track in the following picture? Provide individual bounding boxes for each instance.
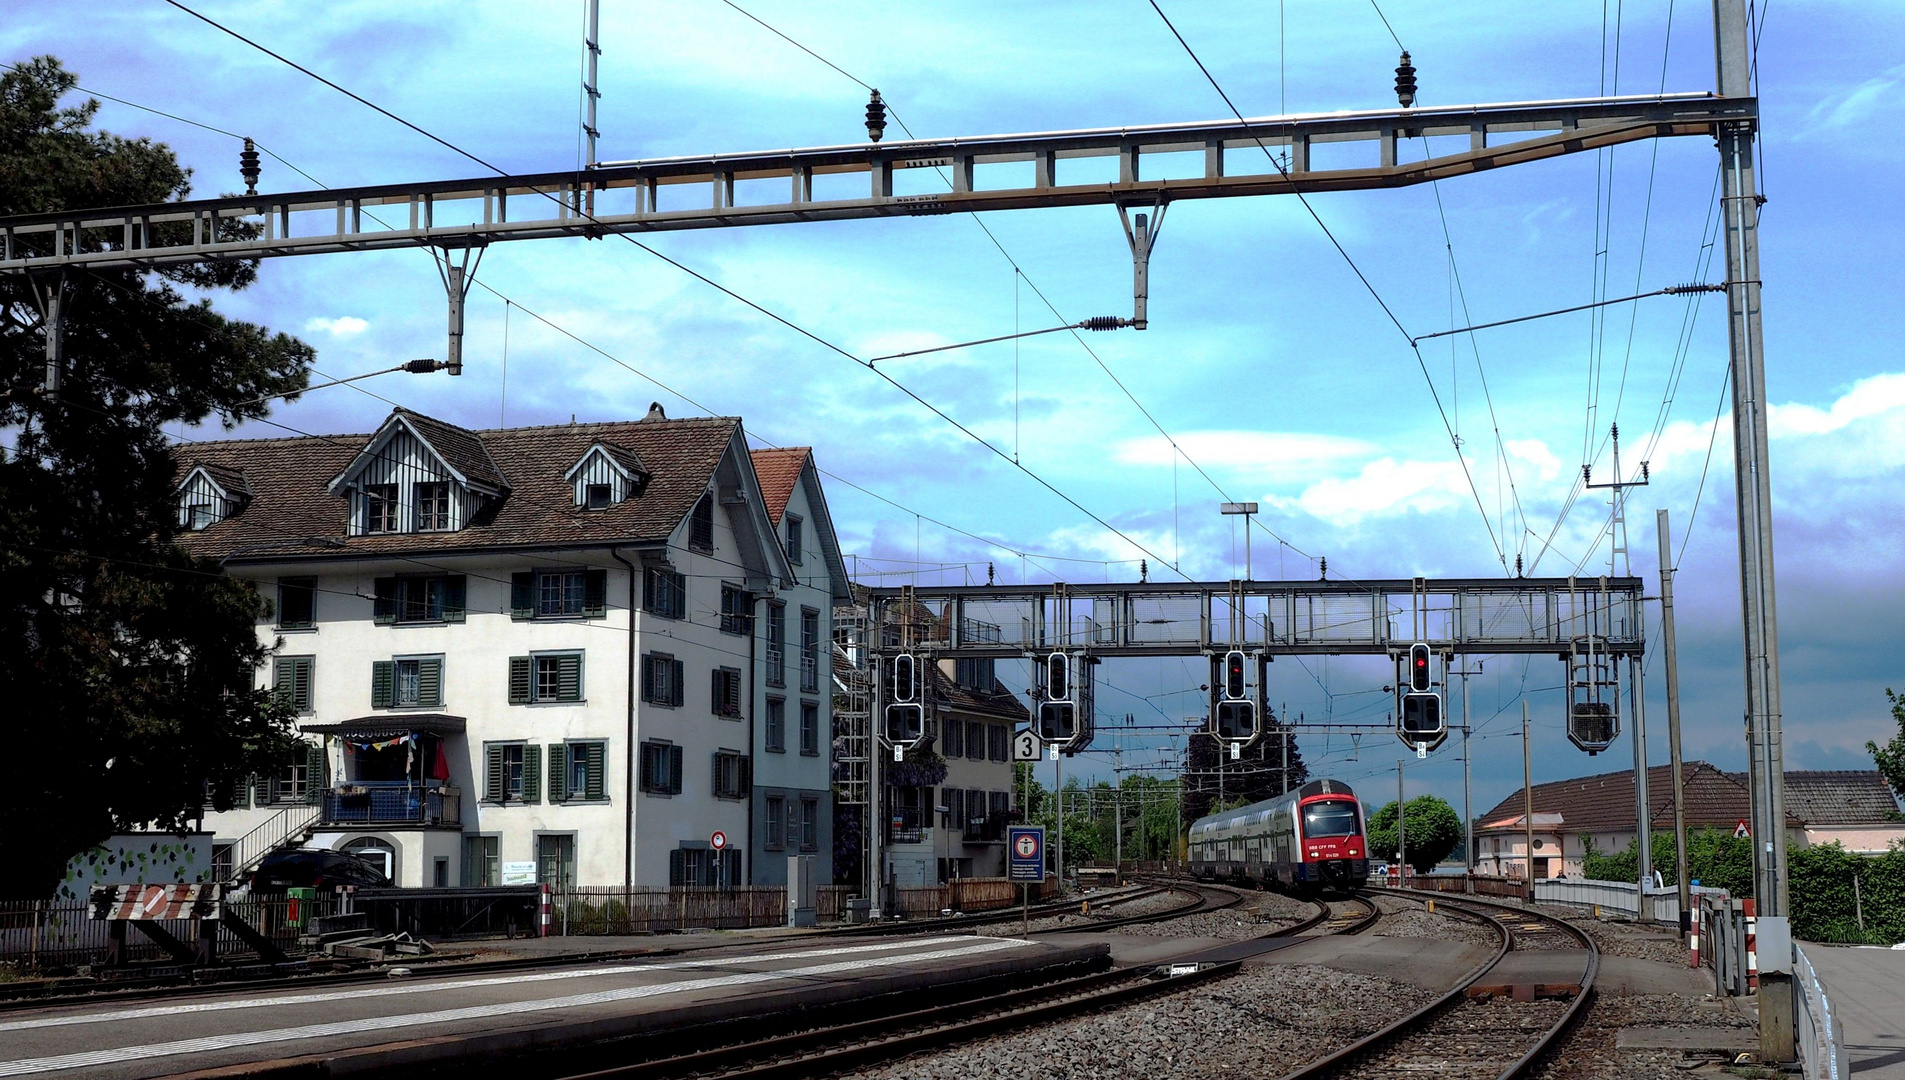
[534,884,1372,1080]
[1272,889,1598,1080]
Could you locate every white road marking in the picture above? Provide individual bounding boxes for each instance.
[0,936,1003,1034]
[0,938,1027,1077]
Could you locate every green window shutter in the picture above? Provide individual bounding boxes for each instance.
[371,660,394,708]
[557,654,582,702]
[273,658,295,707]
[669,745,683,794]
[418,657,443,707]
[671,659,685,706]
[583,569,608,617]
[639,654,653,703]
[443,575,467,622]
[510,572,535,619]
[305,742,326,804]
[522,744,542,804]
[293,657,312,712]
[485,745,505,803]
[711,753,723,798]
[639,744,655,792]
[373,577,398,624]
[670,572,687,619]
[738,756,752,798]
[508,656,531,704]
[548,744,570,803]
[584,743,605,801]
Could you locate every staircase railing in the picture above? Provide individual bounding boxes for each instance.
[225,803,322,882]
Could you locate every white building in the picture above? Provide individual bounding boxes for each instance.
[181,404,848,891]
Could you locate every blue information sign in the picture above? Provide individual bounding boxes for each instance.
[1008,826,1045,882]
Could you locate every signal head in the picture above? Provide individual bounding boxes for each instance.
[1409,642,1432,692]
[1046,652,1069,701]
[1223,650,1248,700]
[892,653,918,703]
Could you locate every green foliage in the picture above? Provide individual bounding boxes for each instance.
[1366,796,1463,872]
[1018,771,1183,873]
[1867,688,1905,803]
[1580,829,1755,897]
[0,58,314,896]
[1789,842,1905,945]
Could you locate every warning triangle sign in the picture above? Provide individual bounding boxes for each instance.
[1733,819,1751,839]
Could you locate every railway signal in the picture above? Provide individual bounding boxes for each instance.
[891,653,919,703]
[1396,643,1447,753]
[1210,649,1261,756]
[1408,642,1432,692]
[884,653,925,758]
[1222,650,1248,700]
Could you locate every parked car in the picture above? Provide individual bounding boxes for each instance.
[249,848,391,891]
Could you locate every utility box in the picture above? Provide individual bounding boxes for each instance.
[787,855,818,927]
[845,897,871,923]
[286,887,317,929]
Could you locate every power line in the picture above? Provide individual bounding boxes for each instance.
[159,0,1185,581]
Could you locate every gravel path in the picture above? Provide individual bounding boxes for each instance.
[1530,992,1754,1079]
[842,964,1435,1080]
[1369,894,1502,946]
[1340,997,1571,1079]
[1113,888,1315,940]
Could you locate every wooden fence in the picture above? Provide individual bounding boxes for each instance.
[1401,873,1530,899]
[554,887,786,934]
[0,896,317,972]
[892,876,1056,918]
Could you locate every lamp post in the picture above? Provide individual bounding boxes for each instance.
[1220,502,1259,580]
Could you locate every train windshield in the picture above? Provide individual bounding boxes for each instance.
[1301,800,1360,838]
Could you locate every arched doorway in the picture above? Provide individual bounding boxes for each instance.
[342,836,397,883]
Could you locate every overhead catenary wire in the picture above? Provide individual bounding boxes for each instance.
[158,0,1187,583]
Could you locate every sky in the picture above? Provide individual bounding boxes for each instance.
[7,0,1904,824]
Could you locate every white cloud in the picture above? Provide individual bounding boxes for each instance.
[1115,431,1376,475]
[1271,457,1470,524]
[1769,372,1905,437]
[1803,66,1905,133]
[304,316,368,337]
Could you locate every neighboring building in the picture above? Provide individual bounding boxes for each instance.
[1474,761,1804,880]
[1750,770,1905,855]
[747,448,853,886]
[179,404,846,891]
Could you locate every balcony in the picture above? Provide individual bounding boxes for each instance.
[886,806,931,845]
[323,782,461,827]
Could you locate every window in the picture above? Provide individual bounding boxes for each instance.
[184,502,215,531]
[549,741,606,802]
[966,721,985,761]
[943,714,964,758]
[536,834,577,892]
[669,847,741,887]
[711,667,742,718]
[271,761,309,805]
[642,566,687,620]
[965,788,987,841]
[988,724,1008,762]
[585,483,612,511]
[364,483,399,533]
[273,656,314,713]
[342,837,395,882]
[765,602,785,687]
[711,750,750,799]
[512,569,608,620]
[483,742,540,803]
[277,578,316,629]
[800,609,820,692]
[720,584,751,635]
[509,652,583,704]
[372,656,443,708]
[785,515,803,565]
[800,798,819,851]
[640,740,683,795]
[800,702,819,756]
[765,796,785,850]
[415,481,451,530]
[375,575,467,624]
[642,652,684,706]
[690,494,715,551]
[463,835,499,886]
[765,697,786,752]
[955,657,995,691]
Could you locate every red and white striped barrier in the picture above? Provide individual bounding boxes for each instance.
[1744,899,1758,991]
[1689,913,1702,968]
[89,883,223,921]
[539,882,553,937]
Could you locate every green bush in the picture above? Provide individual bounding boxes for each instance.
[1789,842,1905,944]
[1579,829,1755,897]
[600,898,631,934]
[563,900,606,935]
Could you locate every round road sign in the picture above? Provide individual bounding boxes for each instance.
[711,831,727,850]
[1013,833,1040,859]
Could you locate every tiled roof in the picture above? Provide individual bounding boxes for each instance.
[173,411,741,561]
[1759,771,1904,826]
[1477,761,1803,833]
[930,663,1029,723]
[396,409,508,492]
[190,462,249,497]
[750,447,809,527]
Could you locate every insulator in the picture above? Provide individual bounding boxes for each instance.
[1080,316,1125,331]
[239,137,261,196]
[403,358,443,373]
[1394,51,1417,109]
[865,90,887,143]
[1664,281,1725,295]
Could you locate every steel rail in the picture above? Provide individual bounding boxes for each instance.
[1273,888,1597,1080]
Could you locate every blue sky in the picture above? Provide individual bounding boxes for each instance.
[9,1,1904,820]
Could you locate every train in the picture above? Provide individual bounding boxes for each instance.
[1186,778,1371,894]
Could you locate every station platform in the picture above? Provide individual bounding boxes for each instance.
[1803,944,1905,1079]
[0,933,1105,1080]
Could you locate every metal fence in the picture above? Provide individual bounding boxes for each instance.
[1532,877,1726,923]
[0,896,319,972]
[1794,944,1849,1080]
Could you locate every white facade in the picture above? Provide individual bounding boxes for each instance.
[190,411,848,892]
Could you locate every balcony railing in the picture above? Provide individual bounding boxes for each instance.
[323,782,460,826]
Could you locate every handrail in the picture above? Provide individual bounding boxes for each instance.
[225,803,321,882]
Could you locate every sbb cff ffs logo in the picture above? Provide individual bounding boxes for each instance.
[1397,642,1447,751]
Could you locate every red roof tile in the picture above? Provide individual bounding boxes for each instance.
[1477,760,1804,833]
[749,447,809,527]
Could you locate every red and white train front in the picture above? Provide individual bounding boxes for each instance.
[1294,791,1369,891]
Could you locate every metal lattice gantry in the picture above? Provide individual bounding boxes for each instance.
[0,93,1749,273]
[862,576,1645,660]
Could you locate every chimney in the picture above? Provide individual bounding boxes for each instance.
[644,401,667,421]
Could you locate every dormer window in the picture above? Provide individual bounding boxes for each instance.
[185,503,215,531]
[416,481,452,530]
[175,464,250,532]
[364,484,400,533]
[565,441,646,510]
[586,483,612,511]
